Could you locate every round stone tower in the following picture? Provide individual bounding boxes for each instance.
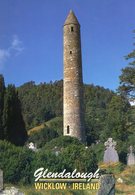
[63,10,85,143]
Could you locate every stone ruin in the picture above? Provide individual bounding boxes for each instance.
[27,142,38,152]
[0,170,3,192]
[103,138,119,163]
[0,170,24,195]
[97,174,115,195]
[127,146,135,166]
[97,138,118,194]
[0,187,24,195]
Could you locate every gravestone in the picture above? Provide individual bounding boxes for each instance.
[0,186,24,195]
[97,174,115,195]
[28,142,37,152]
[53,146,61,156]
[0,169,3,191]
[103,138,119,163]
[127,146,135,166]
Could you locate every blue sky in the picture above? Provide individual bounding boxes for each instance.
[0,0,135,91]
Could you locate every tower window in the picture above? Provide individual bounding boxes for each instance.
[70,51,72,54]
[71,26,74,32]
[67,126,70,134]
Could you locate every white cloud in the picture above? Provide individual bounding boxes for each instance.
[0,49,10,61]
[11,35,24,54]
[0,35,24,69]
[0,49,10,69]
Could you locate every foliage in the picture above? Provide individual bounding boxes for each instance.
[0,74,5,139]
[34,149,60,172]
[103,95,130,142]
[91,143,104,162]
[17,79,134,160]
[18,80,63,129]
[0,76,27,146]
[43,136,82,151]
[0,140,98,185]
[116,140,128,164]
[2,85,27,146]
[119,30,135,98]
[99,162,125,175]
[118,30,135,161]
[84,84,114,144]
[34,143,98,173]
[127,130,135,147]
[46,116,63,136]
[28,126,59,148]
[0,75,134,186]
[0,140,34,184]
[18,81,115,132]
[21,187,93,195]
[59,144,98,172]
[17,80,134,152]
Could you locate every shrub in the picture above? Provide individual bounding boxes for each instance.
[46,117,63,136]
[0,140,35,184]
[28,127,59,148]
[59,144,98,172]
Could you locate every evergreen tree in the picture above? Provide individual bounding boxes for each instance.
[119,30,135,98]
[3,85,27,146]
[0,75,5,139]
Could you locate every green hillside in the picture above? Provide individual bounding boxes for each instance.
[0,77,135,191]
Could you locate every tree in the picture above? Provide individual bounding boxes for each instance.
[84,84,114,144]
[3,85,27,146]
[103,95,130,141]
[18,80,63,129]
[0,75,5,139]
[119,30,135,98]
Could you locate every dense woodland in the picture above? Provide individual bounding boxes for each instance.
[0,31,135,185]
[17,80,133,145]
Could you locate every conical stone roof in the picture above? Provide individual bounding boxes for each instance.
[64,10,80,26]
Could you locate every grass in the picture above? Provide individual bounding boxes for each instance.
[4,183,98,195]
[4,152,135,194]
[115,165,135,194]
[28,124,46,135]
[17,186,98,195]
[4,165,135,195]
[28,117,62,136]
[99,163,135,194]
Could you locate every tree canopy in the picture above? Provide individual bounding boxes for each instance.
[119,30,135,98]
[0,75,5,139]
[0,82,27,146]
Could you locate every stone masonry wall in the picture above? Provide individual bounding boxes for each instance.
[63,22,85,143]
